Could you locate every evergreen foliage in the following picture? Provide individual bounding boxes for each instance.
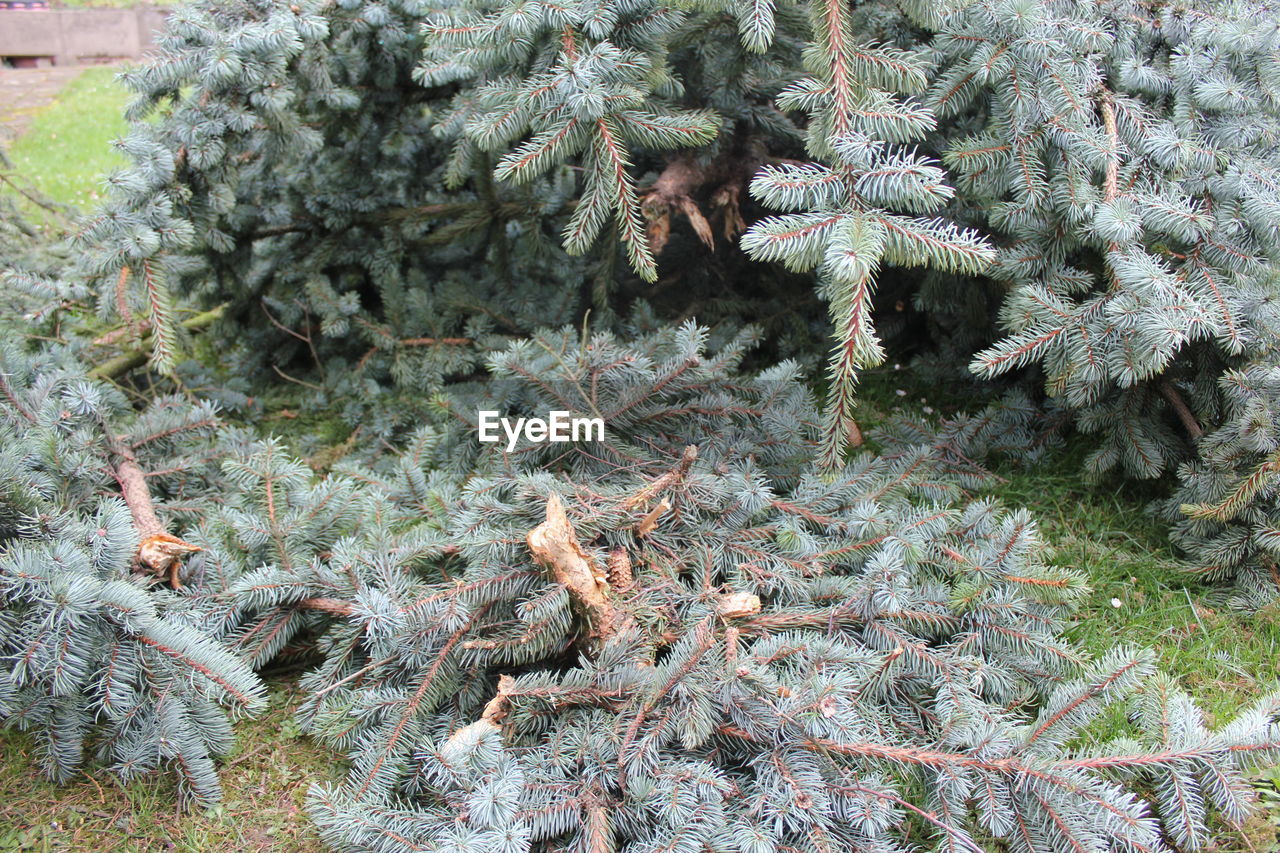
[0,149,75,277]
[1166,361,1280,608]
[5,315,1278,847]
[5,0,1280,846]
[925,0,1280,600]
[196,327,1280,852]
[740,0,994,466]
[939,0,1280,479]
[0,338,265,806]
[78,0,1280,605]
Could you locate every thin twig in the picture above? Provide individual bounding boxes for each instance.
[271,364,324,392]
[620,445,697,510]
[1183,588,1208,638]
[87,304,226,382]
[0,169,74,224]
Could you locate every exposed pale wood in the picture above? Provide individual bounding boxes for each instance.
[105,435,202,588]
[528,493,633,644]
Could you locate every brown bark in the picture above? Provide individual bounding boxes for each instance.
[583,788,614,853]
[716,592,762,619]
[1098,88,1120,203]
[442,674,515,747]
[88,304,227,382]
[635,498,670,537]
[527,493,634,646]
[105,435,202,588]
[621,445,697,510]
[1158,380,1204,439]
[641,139,765,256]
[299,597,355,616]
[477,674,515,724]
[643,155,716,254]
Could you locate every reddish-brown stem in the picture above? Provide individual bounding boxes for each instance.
[620,445,697,509]
[105,434,203,587]
[399,337,471,346]
[115,266,132,325]
[1157,380,1204,439]
[0,373,35,423]
[106,435,165,539]
[299,597,354,616]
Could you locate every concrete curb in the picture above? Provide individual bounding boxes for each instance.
[0,6,167,66]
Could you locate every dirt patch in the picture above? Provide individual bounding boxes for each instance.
[0,66,86,143]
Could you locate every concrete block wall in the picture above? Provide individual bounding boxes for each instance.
[0,6,168,65]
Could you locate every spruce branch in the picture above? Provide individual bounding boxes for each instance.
[298,597,356,616]
[619,444,697,509]
[348,609,490,801]
[356,336,473,371]
[87,305,226,382]
[582,788,614,853]
[0,372,35,423]
[104,433,202,589]
[1158,380,1204,440]
[1097,86,1120,204]
[635,498,670,537]
[442,674,515,748]
[247,201,531,240]
[0,157,75,227]
[114,266,132,326]
[527,493,634,648]
[138,260,177,374]
[1181,450,1280,522]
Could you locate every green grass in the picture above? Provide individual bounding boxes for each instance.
[989,446,1280,723]
[4,66,130,215]
[988,448,1280,849]
[0,682,337,852]
[1,376,1278,849]
[851,371,1280,850]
